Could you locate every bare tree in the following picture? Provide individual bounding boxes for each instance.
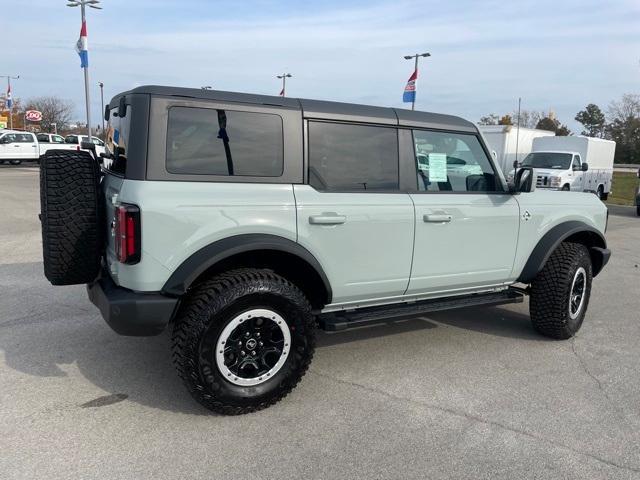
[478,114,499,125]
[608,93,640,122]
[24,96,75,132]
[512,109,546,129]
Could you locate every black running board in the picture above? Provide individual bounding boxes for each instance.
[318,289,524,332]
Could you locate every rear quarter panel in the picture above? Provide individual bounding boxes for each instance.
[110,180,297,292]
[511,190,608,280]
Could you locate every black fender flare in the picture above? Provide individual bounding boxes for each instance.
[517,221,608,283]
[161,233,332,302]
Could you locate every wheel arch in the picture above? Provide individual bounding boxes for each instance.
[162,234,332,309]
[517,221,608,283]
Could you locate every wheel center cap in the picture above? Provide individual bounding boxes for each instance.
[245,338,257,350]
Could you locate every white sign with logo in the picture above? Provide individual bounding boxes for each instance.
[25,110,43,122]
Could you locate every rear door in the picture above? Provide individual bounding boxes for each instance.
[295,121,415,306]
[16,133,38,159]
[406,129,520,295]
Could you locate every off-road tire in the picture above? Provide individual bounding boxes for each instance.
[40,149,103,285]
[171,268,316,415]
[530,242,592,339]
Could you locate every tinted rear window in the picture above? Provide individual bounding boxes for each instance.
[166,107,284,177]
[308,121,399,191]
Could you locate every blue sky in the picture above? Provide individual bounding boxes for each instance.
[3,0,639,130]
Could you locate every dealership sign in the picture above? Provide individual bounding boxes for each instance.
[25,110,42,122]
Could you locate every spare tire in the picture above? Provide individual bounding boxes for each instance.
[40,149,104,285]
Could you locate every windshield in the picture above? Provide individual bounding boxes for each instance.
[522,152,572,169]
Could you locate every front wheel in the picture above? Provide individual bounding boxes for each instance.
[530,242,592,339]
[171,268,316,415]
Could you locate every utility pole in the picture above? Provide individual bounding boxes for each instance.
[67,0,102,141]
[1,75,19,129]
[98,81,104,135]
[277,73,292,97]
[515,97,521,165]
[403,52,430,110]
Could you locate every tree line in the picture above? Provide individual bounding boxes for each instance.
[479,93,640,164]
[1,96,79,134]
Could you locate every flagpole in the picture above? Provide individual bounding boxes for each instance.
[412,56,418,111]
[1,75,19,130]
[81,3,92,140]
[403,52,430,111]
[277,73,292,97]
[67,0,102,142]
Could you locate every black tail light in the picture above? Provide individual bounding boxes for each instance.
[115,203,141,264]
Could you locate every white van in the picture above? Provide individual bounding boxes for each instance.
[511,136,616,200]
[479,125,555,174]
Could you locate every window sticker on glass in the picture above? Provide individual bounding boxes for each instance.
[428,153,447,182]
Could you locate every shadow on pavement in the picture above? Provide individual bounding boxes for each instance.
[1,262,540,415]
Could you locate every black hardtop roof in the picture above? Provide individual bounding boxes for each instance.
[111,85,476,132]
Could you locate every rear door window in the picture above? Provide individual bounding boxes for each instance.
[308,121,399,191]
[37,134,49,143]
[166,107,284,177]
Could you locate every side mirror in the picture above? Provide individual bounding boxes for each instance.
[81,140,96,152]
[581,162,589,172]
[513,166,535,193]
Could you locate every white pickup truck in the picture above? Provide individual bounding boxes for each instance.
[0,130,107,165]
[509,136,616,200]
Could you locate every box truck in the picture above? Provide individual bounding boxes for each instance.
[516,136,616,199]
[479,125,555,174]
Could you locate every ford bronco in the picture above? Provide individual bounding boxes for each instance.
[39,86,610,414]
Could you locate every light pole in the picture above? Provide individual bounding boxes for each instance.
[403,52,430,110]
[51,122,58,134]
[0,75,19,129]
[67,0,102,141]
[277,73,292,97]
[98,81,104,135]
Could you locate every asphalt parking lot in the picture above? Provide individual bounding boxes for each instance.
[1,165,639,480]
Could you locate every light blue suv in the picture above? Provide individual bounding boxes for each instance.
[39,86,610,414]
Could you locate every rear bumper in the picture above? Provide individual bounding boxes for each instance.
[87,274,179,336]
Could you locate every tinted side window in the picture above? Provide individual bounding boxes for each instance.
[65,136,78,144]
[413,130,498,192]
[17,134,34,143]
[37,134,49,143]
[166,107,283,177]
[308,122,399,191]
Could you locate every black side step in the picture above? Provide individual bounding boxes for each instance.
[318,289,524,332]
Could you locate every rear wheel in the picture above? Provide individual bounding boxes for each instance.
[9,159,21,165]
[596,185,604,200]
[561,184,570,191]
[530,242,592,339]
[171,268,316,415]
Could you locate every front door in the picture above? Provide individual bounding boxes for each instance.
[0,133,22,160]
[406,129,520,295]
[295,121,414,306]
[571,154,585,191]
